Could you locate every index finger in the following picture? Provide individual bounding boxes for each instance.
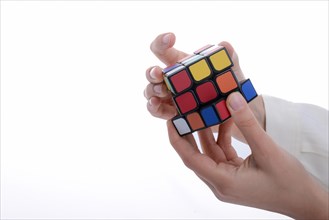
[150,33,188,66]
[167,120,218,182]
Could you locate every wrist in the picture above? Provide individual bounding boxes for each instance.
[298,180,329,220]
[282,176,329,220]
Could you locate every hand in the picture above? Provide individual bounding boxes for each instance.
[144,32,189,120]
[144,32,265,142]
[167,92,329,219]
[144,32,245,119]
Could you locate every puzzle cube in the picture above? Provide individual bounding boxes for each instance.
[163,44,258,136]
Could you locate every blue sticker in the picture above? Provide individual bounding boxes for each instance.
[241,79,257,102]
[200,106,220,127]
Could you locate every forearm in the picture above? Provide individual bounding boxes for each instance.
[286,178,329,220]
[306,185,329,220]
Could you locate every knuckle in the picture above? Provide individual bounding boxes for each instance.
[238,115,257,129]
[181,155,198,171]
[210,165,235,202]
[215,184,234,203]
[146,101,152,112]
[143,89,147,99]
[146,102,158,117]
[181,155,194,169]
[149,41,156,53]
[147,102,163,119]
[145,66,154,80]
[157,84,170,98]
[168,132,181,148]
[144,84,152,99]
[150,39,163,55]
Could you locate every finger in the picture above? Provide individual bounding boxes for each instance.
[219,41,235,58]
[150,33,189,66]
[218,41,245,81]
[167,120,218,182]
[145,66,164,84]
[183,132,200,153]
[216,119,239,161]
[144,83,171,100]
[226,92,273,157]
[147,97,177,120]
[197,128,227,163]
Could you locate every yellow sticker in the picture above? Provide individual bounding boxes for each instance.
[189,59,211,82]
[209,50,232,71]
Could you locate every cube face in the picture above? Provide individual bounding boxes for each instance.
[164,44,258,136]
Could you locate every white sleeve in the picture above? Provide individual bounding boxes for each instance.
[263,95,328,189]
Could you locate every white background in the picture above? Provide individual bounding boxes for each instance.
[1,1,328,219]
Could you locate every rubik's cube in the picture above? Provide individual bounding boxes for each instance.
[163,44,257,136]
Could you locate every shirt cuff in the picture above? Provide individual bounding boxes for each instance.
[262,95,300,157]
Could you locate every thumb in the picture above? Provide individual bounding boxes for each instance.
[226,92,270,155]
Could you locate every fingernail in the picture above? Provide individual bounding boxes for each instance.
[149,98,156,107]
[162,33,171,45]
[228,92,245,111]
[154,84,162,94]
[150,67,157,79]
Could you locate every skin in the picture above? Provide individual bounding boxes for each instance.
[144,32,265,143]
[144,32,329,219]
